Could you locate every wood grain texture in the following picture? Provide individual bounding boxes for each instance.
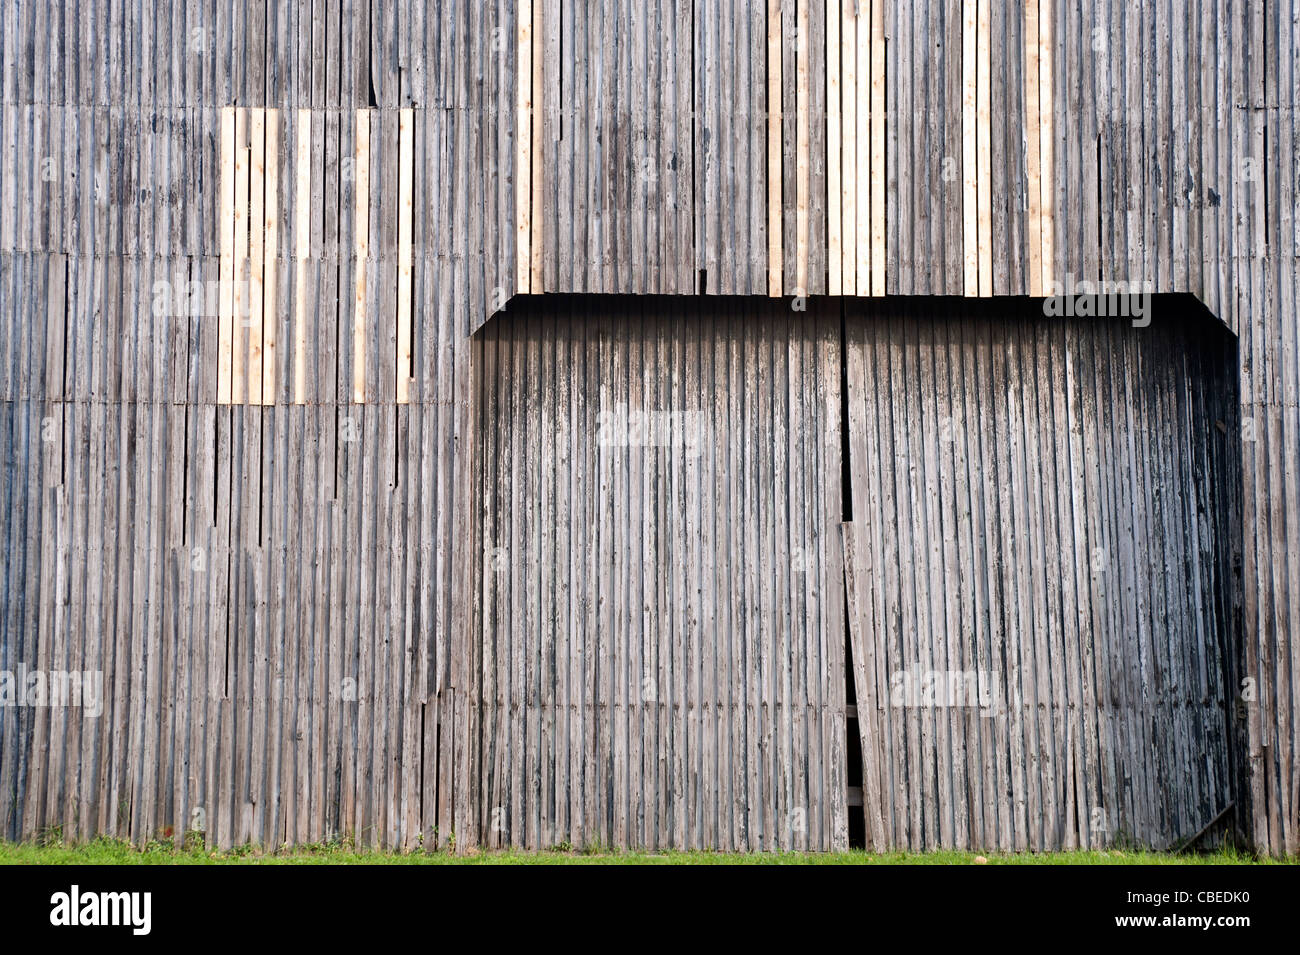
[0,0,1296,856]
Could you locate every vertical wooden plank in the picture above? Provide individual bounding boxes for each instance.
[962,0,978,295]
[529,0,545,295]
[822,310,847,851]
[767,0,783,297]
[294,108,311,404]
[794,0,810,296]
[827,0,842,295]
[842,519,884,846]
[397,107,413,403]
[841,0,857,296]
[232,111,250,405]
[249,108,267,408]
[263,110,279,405]
[807,0,827,298]
[218,107,235,404]
[869,0,886,295]
[976,0,993,296]
[45,253,67,402]
[514,0,531,294]
[992,0,1016,297]
[1025,0,1043,297]
[855,0,871,293]
[353,108,370,404]
[1038,0,1054,290]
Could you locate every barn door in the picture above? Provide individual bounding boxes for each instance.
[473,295,849,851]
[840,298,1242,852]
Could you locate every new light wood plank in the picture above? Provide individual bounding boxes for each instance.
[855,0,871,292]
[249,109,267,407]
[795,0,811,296]
[827,0,842,295]
[232,113,250,404]
[962,1,978,295]
[516,0,533,294]
[1038,0,1055,291]
[767,0,783,296]
[841,0,857,295]
[869,0,886,295]
[262,110,279,405]
[246,110,270,406]
[353,108,370,404]
[1025,1,1044,297]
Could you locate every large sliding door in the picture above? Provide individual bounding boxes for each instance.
[472,295,846,851]
[842,298,1243,852]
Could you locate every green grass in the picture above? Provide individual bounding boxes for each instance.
[0,838,1285,865]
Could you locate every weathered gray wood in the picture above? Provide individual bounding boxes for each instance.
[841,300,1239,851]
[0,0,1292,858]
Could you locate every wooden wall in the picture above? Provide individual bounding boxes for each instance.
[0,1,1296,854]
[510,0,1298,855]
[0,0,513,850]
[843,299,1243,851]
